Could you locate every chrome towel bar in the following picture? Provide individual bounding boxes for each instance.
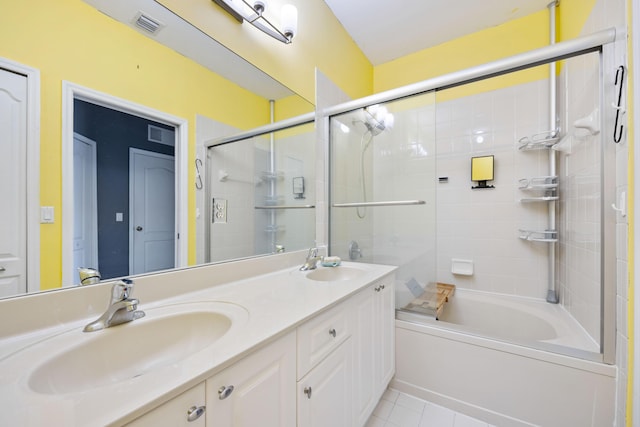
[333,200,426,208]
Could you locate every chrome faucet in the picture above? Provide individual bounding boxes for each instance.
[300,247,322,271]
[83,279,145,332]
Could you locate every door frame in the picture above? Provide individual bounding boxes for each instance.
[61,81,188,286]
[0,57,40,293]
[128,148,176,275]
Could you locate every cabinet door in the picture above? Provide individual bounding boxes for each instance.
[125,382,206,427]
[297,339,352,427]
[352,286,377,426]
[206,332,296,427]
[378,280,395,388]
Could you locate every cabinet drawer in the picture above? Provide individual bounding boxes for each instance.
[297,301,351,379]
[125,382,206,426]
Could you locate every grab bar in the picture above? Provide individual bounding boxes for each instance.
[333,200,426,208]
[255,205,316,209]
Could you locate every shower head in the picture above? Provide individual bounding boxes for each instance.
[360,104,394,136]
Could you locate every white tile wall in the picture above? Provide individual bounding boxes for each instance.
[435,79,552,299]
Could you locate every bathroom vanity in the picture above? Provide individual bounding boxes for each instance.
[0,251,395,426]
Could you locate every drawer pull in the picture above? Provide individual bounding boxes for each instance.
[218,385,234,400]
[304,386,312,399]
[0,267,5,272]
[329,328,336,338]
[374,286,381,292]
[186,405,205,422]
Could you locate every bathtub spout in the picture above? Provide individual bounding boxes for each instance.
[546,289,559,304]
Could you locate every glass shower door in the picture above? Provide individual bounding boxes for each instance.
[329,91,437,310]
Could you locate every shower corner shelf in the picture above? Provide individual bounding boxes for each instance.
[519,229,558,242]
[517,130,560,150]
[519,196,559,202]
[259,171,284,181]
[518,176,558,190]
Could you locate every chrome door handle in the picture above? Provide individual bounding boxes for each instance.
[186,405,205,422]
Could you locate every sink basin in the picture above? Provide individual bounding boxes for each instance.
[305,266,365,282]
[26,301,248,395]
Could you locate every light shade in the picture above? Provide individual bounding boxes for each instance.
[281,4,298,40]
[212,0,298,44]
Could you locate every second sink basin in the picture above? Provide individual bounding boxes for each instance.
[26,301,248,395]
[305,266,365,282]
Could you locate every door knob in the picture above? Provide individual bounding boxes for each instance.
[136,226,143,231]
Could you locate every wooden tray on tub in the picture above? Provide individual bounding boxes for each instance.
[403,282,455,320]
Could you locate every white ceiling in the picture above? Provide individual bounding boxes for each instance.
[322,0,553,65]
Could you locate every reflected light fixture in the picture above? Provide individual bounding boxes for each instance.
[212,0,298,44]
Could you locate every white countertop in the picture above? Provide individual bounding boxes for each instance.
[0,260,395,426]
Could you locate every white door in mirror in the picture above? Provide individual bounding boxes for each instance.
[0,69,27,297]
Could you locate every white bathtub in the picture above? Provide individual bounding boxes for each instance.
[398,289,599,353]
[393,289,616,426]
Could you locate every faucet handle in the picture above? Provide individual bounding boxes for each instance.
[308,247,318,258]
[111,279,134,302]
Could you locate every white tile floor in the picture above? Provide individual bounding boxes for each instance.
[366,388,494,427]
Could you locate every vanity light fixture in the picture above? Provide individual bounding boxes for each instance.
[212,0,298,44]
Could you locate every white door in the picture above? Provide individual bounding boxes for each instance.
[0,68,27,297]
[129,148,175,275]
[73,133,98,283]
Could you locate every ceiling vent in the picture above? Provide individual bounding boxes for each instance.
[133,12,164,35]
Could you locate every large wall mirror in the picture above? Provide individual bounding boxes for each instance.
[0,0,315,299]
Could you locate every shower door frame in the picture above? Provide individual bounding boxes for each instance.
[325,28,619,364]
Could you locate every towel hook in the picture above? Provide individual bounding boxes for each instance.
[613,65,625,143]
[195,158,203,190]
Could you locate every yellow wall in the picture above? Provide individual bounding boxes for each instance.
[372,0,598,99]
[0,0,274,289]
[627,0,635,424]
[373,10,550,95]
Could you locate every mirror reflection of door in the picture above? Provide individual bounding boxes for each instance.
[129,148,175,275]
[73,100,176,282]
[0,68,27,297]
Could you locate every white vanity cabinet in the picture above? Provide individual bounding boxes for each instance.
[352,278,395,426]
[121,272,395,427]
[205,332,297,427]
[125,383,206,427]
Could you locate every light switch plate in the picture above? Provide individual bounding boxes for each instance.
[40,206,54,224]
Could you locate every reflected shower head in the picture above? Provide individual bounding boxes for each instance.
[359,104,394,136]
